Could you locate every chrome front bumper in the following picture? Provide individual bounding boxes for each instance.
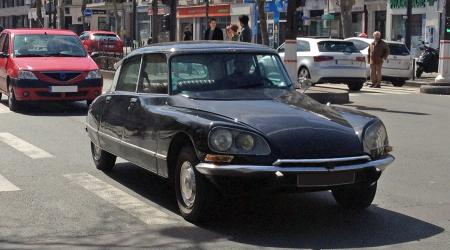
[196,155,394,177]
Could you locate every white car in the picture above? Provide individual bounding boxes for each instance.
[278,38,367,91]
[345,37,412,86]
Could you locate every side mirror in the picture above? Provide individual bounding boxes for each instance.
[0,52,9,58]
[296,77,312,92]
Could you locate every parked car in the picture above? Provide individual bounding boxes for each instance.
[345,37,412,86]
[86,42,394,222]
[0,29,103,111]
[278,38,367,91]
[80,31,124,56]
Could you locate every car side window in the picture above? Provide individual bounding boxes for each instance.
[138,53,168,94]
[297,41,310,52]
[351,40,369,51]
[2,34,9,54]
[0,34,6,53]
[116,55,141,92]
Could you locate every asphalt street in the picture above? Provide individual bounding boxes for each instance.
[0,83,449,249]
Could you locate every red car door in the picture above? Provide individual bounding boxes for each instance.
[0,33,9,93]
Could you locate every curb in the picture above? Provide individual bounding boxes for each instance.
[420,85,450,95]
[100,70,115,80]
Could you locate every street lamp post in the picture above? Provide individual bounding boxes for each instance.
[132,0,137,45]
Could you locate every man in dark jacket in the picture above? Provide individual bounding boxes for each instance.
[368,31,389,88]
[204,18,223,41]
[239,15,252,43]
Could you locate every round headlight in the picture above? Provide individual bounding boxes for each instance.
[364,121,388,157]
[236,133,255,151]
[210,128,233,152]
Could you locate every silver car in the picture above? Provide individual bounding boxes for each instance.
[345,37,412,86]
[278,38,367,91]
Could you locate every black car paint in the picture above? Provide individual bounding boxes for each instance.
[87,42,380,184]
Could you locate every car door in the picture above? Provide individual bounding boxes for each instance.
[122,53,169,175]
[99,54,142,157]
[0,33,9,93]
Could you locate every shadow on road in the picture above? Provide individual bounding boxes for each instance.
[103,162,443,249]
[345,104,430,116]
[0,100,88,116]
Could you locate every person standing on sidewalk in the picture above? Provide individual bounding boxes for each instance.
[368,31,389,88]
[239,15,252,43]
[204,18,224,41]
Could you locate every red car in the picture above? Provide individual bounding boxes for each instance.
[80,31,124,55]
[0,29,102,111]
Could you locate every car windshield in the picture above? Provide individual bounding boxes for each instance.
[170,53,291,95]
[13,34,87,57]
[92,33,119,41]
[388,43,410,56]
[318,41,360,53]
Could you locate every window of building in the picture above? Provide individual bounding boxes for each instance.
[65,8,70,15]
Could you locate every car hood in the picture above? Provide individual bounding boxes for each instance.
[170,89,366,159]
[14,57,97,72]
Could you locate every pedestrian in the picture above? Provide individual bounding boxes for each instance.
[227,24,239,41]
[204,18,224,41]
[183,26,193,41]
[368,31,389,88]
[238,15,252,43]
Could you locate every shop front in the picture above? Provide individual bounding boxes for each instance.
[177,4,231,41]
[386,0,439,57]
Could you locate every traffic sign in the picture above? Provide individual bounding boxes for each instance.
[83,8,93,17]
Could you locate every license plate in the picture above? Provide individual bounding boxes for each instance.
[297,172,355,187]
[49,86,78,93]
[337,60,353,65]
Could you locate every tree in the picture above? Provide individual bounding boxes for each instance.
[151,0,159,43]
[59,0,65,29]
[257,0,269,46]
[112,0,120,34]
[36,0,43,27]
[339,0,354,38]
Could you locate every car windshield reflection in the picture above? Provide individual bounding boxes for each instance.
[170,53,291,95]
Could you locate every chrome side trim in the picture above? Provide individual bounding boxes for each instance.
[196,155,394,177]
[97,130,167,160]
[273,155,371,166]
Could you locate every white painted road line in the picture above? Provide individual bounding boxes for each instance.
[0,133,54,159]
[64,173,178,225]
[0,173,20,192]
[0,105,10,114]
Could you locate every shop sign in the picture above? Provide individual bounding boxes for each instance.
[177,4,231,18]
[322,13,335,20]
[389,0,436,8]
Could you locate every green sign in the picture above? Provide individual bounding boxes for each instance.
[389,0,436,8]
[446,28,450,33]
[322,14,335,21]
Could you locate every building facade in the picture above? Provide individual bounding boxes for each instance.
[0,0,31,29]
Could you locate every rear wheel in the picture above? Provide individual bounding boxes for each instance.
[91,142,116,171]
[8,85,21,112]
[298,67,311,79]
[175,145,217,222]
[332,182,377,210]
[347,82,364,91]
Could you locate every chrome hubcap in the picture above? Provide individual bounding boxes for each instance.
[180,161,196,208]
[92,144,102,161]
[300,69,309,78]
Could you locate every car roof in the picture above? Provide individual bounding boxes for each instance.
[85,31,118,35]
[127,41,276,56]
[297,37,353,43]
[4,28,77,36]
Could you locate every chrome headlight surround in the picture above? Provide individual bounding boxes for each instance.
[18,70,38,80]
[363,120,389,159]
[208,127,271,155]
[86,69,102,79]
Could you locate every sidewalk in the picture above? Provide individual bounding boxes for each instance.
[405,73,438,87]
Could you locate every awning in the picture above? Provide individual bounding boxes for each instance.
[177,4,231,18]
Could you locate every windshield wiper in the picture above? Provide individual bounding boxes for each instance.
[46,52,84,57]
[15,54,46,57]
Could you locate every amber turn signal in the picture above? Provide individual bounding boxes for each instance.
[204,154,234,163]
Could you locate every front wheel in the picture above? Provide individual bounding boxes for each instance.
[175,145,217,222]
[332,182,377,210]
[392,80,405,87]
[8,85,22,112]
[91,142,116,171]
[347,82,364,91]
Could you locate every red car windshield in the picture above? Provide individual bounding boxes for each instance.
[13,34,87,57]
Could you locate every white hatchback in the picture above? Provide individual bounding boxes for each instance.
[345,38,412,86]
[278,38,367,91]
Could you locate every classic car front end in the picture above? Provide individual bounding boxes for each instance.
[86,42,394,222]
